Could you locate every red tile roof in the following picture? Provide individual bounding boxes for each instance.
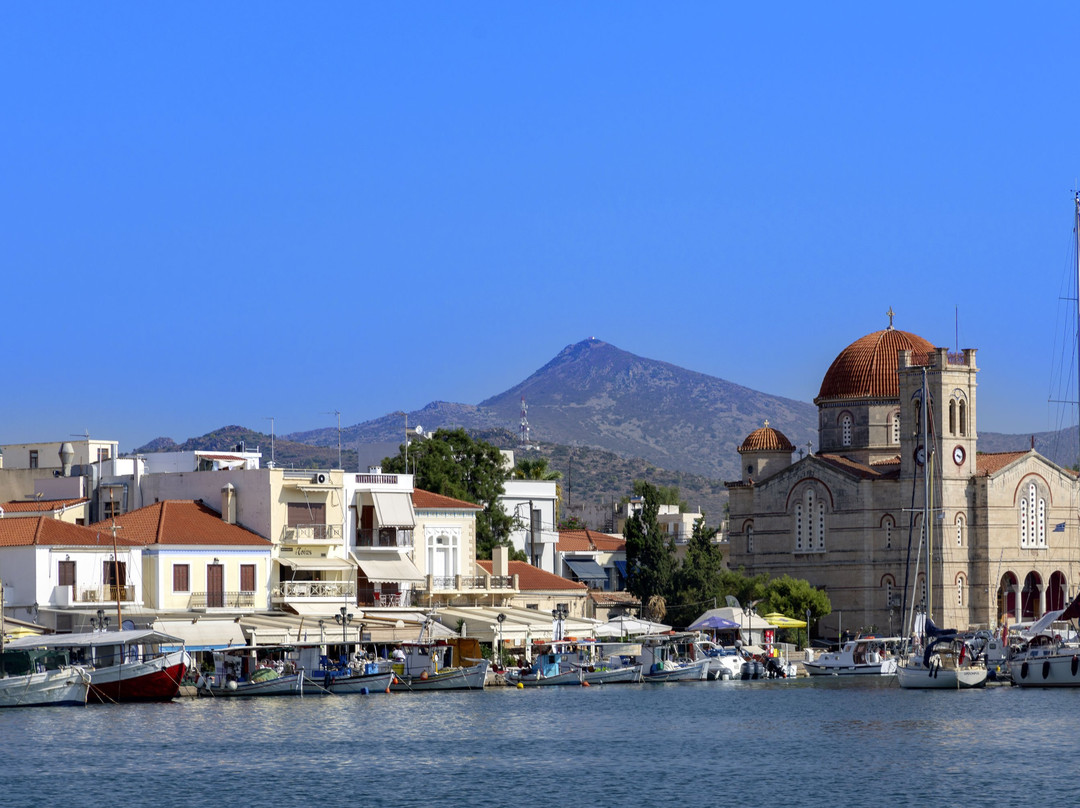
[976,451,1030,476]
[477,560,587,592]
[816,328,936,402]
[412,489,481,510]
[0,516,141,548]
[0,498,89,513]
[90,500,271,547]
[557,529,625,552]
[739,424,795,452]
[816,454,900,480]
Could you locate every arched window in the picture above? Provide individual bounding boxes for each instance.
[746,523,754,554]
[956,514,965,547]
[959,400,967,436]
[1020,481,1046,548]
[883,576,896,609]
[957,575,965,607]
[841,413,852,447]
[949,400,956,435]
[891,411,901,445]
[884,516,894,550]
[913,399,922,438]
[794,485,827,552]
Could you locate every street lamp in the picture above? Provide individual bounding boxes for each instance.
[496,612,506,669]
[90,608,110,633]
[334,606,353,647]
[551,606,567,642]
[318,619,326,645]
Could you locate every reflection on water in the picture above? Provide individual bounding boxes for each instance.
[2,680,1075,806]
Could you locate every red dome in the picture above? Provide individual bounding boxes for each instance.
[816,328,935,402]
[739,424,794,453]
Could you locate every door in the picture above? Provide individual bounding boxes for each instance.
[207,563,225,608]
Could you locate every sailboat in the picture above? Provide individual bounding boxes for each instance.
[896,368,988,689]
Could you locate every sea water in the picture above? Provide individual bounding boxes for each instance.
[3,678,1076,807]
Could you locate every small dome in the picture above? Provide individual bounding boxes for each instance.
[739,423,794,453]
[816,327,935,402]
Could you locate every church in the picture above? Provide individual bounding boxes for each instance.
[726,314,1080,639]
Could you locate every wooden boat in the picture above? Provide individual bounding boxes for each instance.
[196,645,314,697]
[506,649,583,687]
[291,644,394,694]
[637,634,710,682]
[5,629,188,703]
[389,640,488,691]
[0,648,90,708]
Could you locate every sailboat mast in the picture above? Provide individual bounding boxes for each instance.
[1075,191,1080,466]
[922,367,932,625]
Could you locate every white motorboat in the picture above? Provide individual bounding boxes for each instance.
[506,649,583,687]
[802,637,899,677]
[1007,592,1080,686]
[694,638,745,680]
[0,649,90,708]
[197,645,313,697]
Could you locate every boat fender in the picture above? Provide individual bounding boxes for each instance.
[360,687,369,695]
[420,670,429,680]
[324,673,332,690]
[1043,660,1051,679]
[392,675,399,685]
[1072,656,1079,676]
[1020,661,1029,679]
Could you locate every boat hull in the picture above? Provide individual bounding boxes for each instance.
[200,673,311,697]
[1009,650,1080,687]
[508,669,582,687]
[390,661,488,691]
[307,670,394,694]
[896,663,987,689]
[0,667,90,708]
[642,658,709,682]
[803,660,897,676]
[87,652,189,703]
[582,665,642,684]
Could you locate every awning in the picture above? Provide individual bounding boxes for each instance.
[152,619,247,651]
[564,558,609,584]
[614,559,628,577]
[372,492,416,528]
[277,556,357,571]
[352,552,425,583]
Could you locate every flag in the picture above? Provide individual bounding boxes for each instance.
[1054,522,1066,532]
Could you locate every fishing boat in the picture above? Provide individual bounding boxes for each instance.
[389,640,488,691]
[5,629,188,703]
[695,637,746,680]
[196,645,312,697]
[637,633,710,682]
[0,648,90,708]
[571,641,643,684]
[506,647,583,687]
[802,636,899,677]
[291,644,394,694]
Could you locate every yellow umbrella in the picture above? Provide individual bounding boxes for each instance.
[763,612,807,628]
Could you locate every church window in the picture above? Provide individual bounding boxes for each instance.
[956,514,964,547]
[884,517,894,549]
[959,400,967,436]
[746,524,754,554]
[913,399,922,438]
[891,411,901,445]
[949,400,956,435]
[841,414,852,447]
[1021,482,1046,549]
[795,502,804,551]
[919,575,927,610]
[957,576,965,607]
[884,579,894,609]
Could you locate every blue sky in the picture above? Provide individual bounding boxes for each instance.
[4,4,1080,452]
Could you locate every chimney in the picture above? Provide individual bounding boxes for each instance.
[59,442,74,477]
[221,483,236,524]
[492,545,509,578]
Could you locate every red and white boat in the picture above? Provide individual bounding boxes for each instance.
[6,629,188,703]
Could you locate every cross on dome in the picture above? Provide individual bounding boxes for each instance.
[887,306,895,329]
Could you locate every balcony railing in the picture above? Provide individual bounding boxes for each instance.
[355,528,413,549]
[78,585,135,603]
[189,591,257,609]
[430,575,515,592]
[278,580,356,599]
[281,524,343,543]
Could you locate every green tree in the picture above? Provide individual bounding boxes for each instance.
[668,515,724,627]
[512,457,562,480]
[383,428,518,559]
[624,481,676,605]
[630,479,688,512]
[760,574,832,628]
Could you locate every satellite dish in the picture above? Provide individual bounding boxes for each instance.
[414,425,423,434]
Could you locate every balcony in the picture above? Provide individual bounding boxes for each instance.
[277,580,356,600]
[77,585,136,604]
[426,574,516,595]
[355,527,413,550]
[188,591,257,610]
[280,524,343,544]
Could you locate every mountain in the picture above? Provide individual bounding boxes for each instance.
[288,338,820,482]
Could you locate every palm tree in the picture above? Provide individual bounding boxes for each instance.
[512,457,562,480]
